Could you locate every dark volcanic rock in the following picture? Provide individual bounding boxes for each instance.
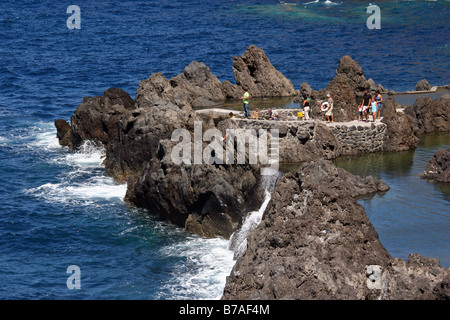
[404,97,450,136]
[54,119,73,149]
[279,123,342,163]
[381,98,419,152]
[136,61,241,108]
[124,118,264,239]
[310,55,382,122]
[104,99,195,182]
[68,88,135,150]
[416,79,432,91]
[222,160,450,300]
[222,160,391,300]
[335,55,372,97]
[54,62,267,238]
[421,147,450,183]
[232,45,296,97]
[312,74,358,122]
[300,81,313,99]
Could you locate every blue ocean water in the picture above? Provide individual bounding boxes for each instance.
[0,0,449,299]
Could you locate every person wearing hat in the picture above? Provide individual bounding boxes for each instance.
[325,93,334,123]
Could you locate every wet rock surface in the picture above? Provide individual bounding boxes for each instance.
[422,147,450,183]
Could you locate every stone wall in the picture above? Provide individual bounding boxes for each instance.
[330,123,387,155]
[227,115,388,160]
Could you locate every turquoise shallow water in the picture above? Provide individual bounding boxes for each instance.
[0,0,448,299]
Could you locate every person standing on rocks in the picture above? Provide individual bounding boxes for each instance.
[375,90,383,120]
[241,87,250,118]
[325,93,333,123]
[361,90,372,122]
[371,95,378,122]
[303,97,311,120]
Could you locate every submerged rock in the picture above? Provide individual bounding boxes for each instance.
[222,160,449,300]
[422,147,450,183]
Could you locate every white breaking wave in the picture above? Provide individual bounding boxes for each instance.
[28,176,127,205]
[160,167,281,299]
[25,125,126,205]
[0,136,9,146]
[158,236,235,300]
[324,0,340,5]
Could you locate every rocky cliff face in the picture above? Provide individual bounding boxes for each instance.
[54,66,265,239]
[381,97,419,152]
[222,160,450,300]
[404,96,450,136]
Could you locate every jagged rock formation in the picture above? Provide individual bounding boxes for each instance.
[310,55,386,122]
[312,73,358,122]
[422,147,450,183]
[404,96,450,136]
[222,160,450,300]
[54,77,263,239]
[54,47,449,241]
[232,45,296,97]
[381,97,419,152]
[335,55,371,96]
[136,61,241,108]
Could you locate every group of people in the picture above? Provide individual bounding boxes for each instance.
[240,87,382,123]
[358,90,383,122]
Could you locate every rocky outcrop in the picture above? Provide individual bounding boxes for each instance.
[309,55,387,122]
[104,99,195,182]
[54,118,73,149]
[312,74,358,122]
[300,81,313,99]
[381,98,419,152]
[404,97,450,136]
[416,79,432,91]
[232,45,296,97]
[66,87,135,150]
[54,82,263,239]
[222,160,450,300]
[125,144,263,239]
[136,61,241,108]
[422,147,450,183]
[335,55,370,97]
